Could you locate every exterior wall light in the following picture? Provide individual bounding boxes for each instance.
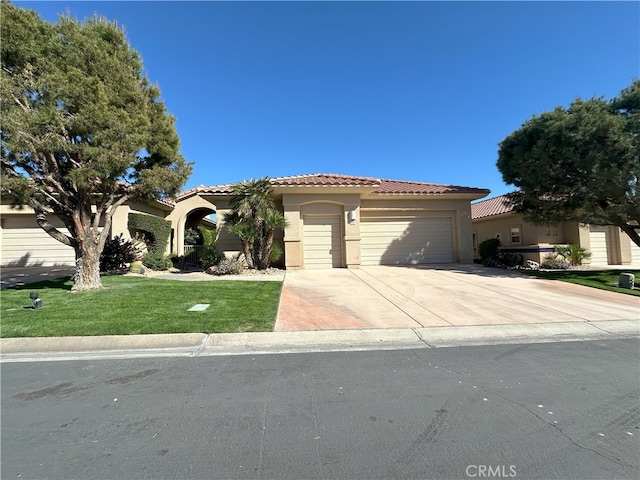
[348,209,356,225]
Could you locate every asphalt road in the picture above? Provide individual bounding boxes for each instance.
[2,339,639,480]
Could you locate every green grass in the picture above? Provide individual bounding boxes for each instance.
[520,269,640,296]
[0,276,283,338]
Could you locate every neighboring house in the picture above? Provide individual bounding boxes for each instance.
[178,173,489,269]
[0,194,215,267]
[471,194,640,267]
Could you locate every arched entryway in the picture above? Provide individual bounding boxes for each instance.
[165,194,216,257]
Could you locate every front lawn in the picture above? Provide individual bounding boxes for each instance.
[520,269,640,296]
[0,276,283,338]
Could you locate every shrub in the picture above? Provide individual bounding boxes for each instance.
[128,213,171,258]
[540,253,571,270]
[269,243,284,265]
[142,251,172,271]
[497,251,524,268]
[199,226,221,268]
[184,227,203,246]
[478,238,501,260]
[210,257,244,276]
[169,254,186,269]
[554,244,591,266]
[100,234,137,272]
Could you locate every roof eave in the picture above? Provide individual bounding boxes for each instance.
[271,184,380,197]
[367,191,490,201]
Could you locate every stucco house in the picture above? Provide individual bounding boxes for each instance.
[1,173,489,269]
[471,194,640,267]
[179,174,489,269]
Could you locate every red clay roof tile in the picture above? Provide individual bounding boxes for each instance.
[176,174,489,198]
[471,194,515,219]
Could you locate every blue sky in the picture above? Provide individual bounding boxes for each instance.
[17,1,640,198]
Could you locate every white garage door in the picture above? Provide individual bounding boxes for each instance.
[631,240,640,266]
[589,227,610,266]
[361,217,453,265]
[1,215,75,267]
[303,216,342,268]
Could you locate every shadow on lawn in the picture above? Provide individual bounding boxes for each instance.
[6,276,74,291]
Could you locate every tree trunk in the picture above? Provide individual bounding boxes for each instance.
[240,239,254,269]
[620,224,640,249]
[71,240,104,292]
[258,229,274,270]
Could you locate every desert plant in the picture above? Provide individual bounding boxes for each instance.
[540,253,571,270]
[100,234,137,272]
[478,238,501,261]
[211,257,245,276]
[554,244,591,266]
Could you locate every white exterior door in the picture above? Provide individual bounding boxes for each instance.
[302,216,342,268]
[360,217,453,265]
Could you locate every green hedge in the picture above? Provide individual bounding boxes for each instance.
[128,213,171,255]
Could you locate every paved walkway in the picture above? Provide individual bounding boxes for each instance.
[275,265,640,330]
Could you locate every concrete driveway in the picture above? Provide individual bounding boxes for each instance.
[275,265,640,331]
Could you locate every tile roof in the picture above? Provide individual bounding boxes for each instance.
[271,173,381,187]
[176,174,490,198]
[471,194,515,219]
[375,179,488,195]
[175,184,233,198]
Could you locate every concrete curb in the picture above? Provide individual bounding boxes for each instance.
[1,321,638,362]
[415,320,640,348]
[0,333,207,354]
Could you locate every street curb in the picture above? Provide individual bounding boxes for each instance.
[414,320,640,348]
[1,321,638,361]
[206,328,421,347]
[0,333,207,354]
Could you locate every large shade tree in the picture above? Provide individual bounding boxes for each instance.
[497,80,640,248]
[224,177,287,270]
[1,3,192,290]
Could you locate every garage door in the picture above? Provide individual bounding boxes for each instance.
[631,240,640,266]
[361,217,453,265]
[589,227,610,266]
[1,215,75,267]
[303,216,342,268]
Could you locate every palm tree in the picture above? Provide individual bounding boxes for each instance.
[257,208,288,269]
[225,214,256,269]
[224,177,288,270]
